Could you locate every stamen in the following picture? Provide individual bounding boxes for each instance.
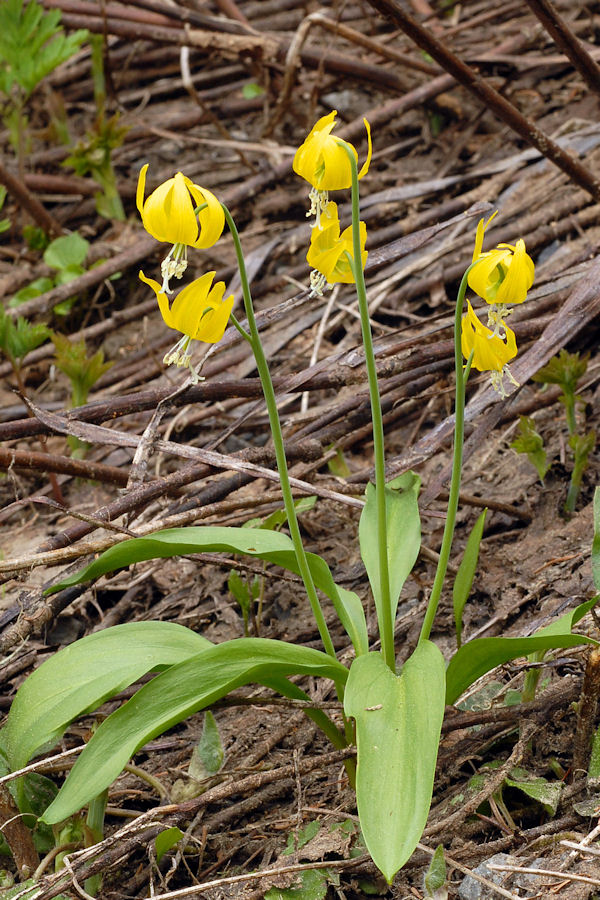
[309,269,329,298]
[160,244,188,293]
[307,187,329,229]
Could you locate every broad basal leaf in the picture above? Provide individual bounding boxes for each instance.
[2,621,211,771]
[46,526,368,656]
[344,644,445,882]
[42,638,347,824]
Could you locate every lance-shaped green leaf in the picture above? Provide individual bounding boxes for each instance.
[453,509,487,648]
[359,472,421,632]
[42,638,348,824]
[344,644,445,882]
[46,526,368,656]
[2,621,212,771]
[446,598,598,704]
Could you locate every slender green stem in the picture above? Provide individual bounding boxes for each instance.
[341,145,394,672]
[419,267,474,644]
[222,204,337,664]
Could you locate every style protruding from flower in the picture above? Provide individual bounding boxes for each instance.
[461,301,518,397]
[306,202,367,296]
[293,110,372,228]
[468,213,535,308]
[139,270,233,382]
[136,164,225,292]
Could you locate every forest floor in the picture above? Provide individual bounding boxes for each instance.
[2,0,600,897]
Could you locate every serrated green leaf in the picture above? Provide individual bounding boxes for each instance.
[453,509,486,647]
[344,644,445,882]
[283,820,320,855]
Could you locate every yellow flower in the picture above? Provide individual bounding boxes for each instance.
[139,270,233,381]
[306,202,367,294]
[461,301,517,394]
[468,215,534,306]
[136,164,224,249]
[293,110,372,192]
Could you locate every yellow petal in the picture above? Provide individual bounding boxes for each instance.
[293,110,371,191]
[461,302,517,372]
[136,164,149,217]
[170,271,215,337]
[495,239,535,305]
[357,118,372,180]
[195,284,234,343]
[139,269,174,330]
[467,248,511,303]
[186,182,225,249]
[472,211,498,262]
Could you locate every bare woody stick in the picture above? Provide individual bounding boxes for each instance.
[523,0,600,97]
[366,0,600,202]
[0,159,63,238]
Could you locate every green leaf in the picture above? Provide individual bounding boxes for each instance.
[242,82,264,99]
[344,644,445,882]
[446,598,598,704]
[510,416,549,483]
[504,768,562,816]
[189,711,223,779]
[43,233,89,270]
[424,845,446,897]
[453,509,486,648]
[264,869,330,900]
[41,638,347,824]
[46,526,369,656]
[359,473,421,631]
[155,827,184,863]
[283,820,320,855]
[2,621,212,771]
[10,276,54,306]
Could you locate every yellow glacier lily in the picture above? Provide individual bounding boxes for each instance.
[468,215,534,306]
[461,301,518,395]
[306,202,367,294]
[136,164,224,249]
[139,270,233,381]
[293,110,372,192]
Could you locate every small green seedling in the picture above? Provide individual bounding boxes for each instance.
[0,0,87,172]
[511,416,550,484]
[533,349,595,513]
[0,305,49,390]
[12,232,90,314]
[52,332,112,454]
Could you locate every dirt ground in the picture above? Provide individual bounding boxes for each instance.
[3,0,600,897]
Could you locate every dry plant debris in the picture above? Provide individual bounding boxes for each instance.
[2,0,600,897]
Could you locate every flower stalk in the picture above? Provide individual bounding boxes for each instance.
[419,266,475,644]
[341,144,394,672]
[221,204,339,667]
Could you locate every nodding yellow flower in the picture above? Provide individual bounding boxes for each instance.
[293,110,372,192]
[139,270,233,381]
[468,214,534,306]
[461,301,518,395]
[306,202,367,295]
[136,164,224,249]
